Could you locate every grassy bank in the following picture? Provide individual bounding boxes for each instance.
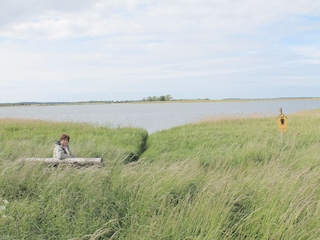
[1,109,320,239]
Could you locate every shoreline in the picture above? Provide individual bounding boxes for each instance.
[1,97,320,107]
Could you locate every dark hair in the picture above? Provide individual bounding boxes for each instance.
[60,134,70,141]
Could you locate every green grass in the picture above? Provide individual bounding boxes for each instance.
[0,119,147,163]
[1,110,320,239]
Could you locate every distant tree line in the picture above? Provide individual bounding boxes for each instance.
[142,94,172,101]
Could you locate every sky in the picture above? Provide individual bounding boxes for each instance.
[0,0,320,103]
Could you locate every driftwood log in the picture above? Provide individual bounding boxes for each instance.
[24,158,103,165]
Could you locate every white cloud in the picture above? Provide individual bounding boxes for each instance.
[0,0,320,102]
[1,0,318,40]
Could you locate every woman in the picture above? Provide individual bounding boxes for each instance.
[53,134,75,159]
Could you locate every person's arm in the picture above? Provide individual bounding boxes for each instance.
[54,145,70,160]
[65,146,75,158]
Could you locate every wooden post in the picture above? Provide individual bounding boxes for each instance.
[279,108,283,142]
[23,158,103,165]
[279,108,283,143]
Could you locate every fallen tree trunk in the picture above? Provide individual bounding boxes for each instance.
[23,158,103,165]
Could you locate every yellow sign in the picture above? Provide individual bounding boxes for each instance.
[277,114,288,132]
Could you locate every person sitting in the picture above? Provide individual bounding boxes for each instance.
[53,134,75,159]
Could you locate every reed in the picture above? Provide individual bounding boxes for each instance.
[1,109,320,239]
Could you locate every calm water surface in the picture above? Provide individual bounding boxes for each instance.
[1,100,319,133]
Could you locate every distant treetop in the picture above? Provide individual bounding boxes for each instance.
[142,94,172,101]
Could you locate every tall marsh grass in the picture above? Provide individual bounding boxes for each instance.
[1,109,320,239]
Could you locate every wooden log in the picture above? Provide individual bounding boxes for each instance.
[24,158,103,165]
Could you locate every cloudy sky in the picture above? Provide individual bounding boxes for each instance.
[0,0,319,103]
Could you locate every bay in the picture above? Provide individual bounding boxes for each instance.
[0,99,319,133]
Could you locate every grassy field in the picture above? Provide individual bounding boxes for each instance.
[0,109,320,239]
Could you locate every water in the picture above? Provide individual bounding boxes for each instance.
[1,99,319,133]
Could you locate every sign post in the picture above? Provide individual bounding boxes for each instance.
[277,108,288,141]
